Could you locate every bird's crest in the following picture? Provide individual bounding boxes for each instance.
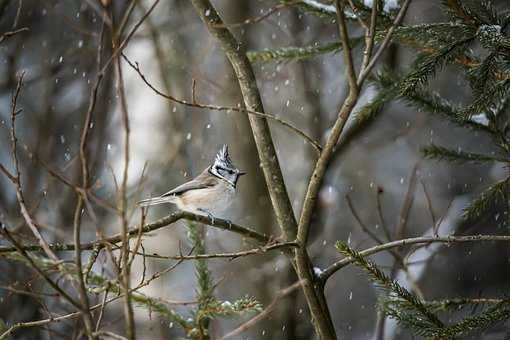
[214,144,234,169]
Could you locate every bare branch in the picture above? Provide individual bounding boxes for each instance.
[420,180,437,226]
[335,0,358,91]
[72,18,107,338]
[358,0,378,81]
[345,194,386,246]
[97,0,161,76]
[8,73,59,262]
[213,1,301,28]
[357,0,412,85]
[121,54,322,153]
[297,0,360,246]
[188,1,338,338]
[0,211,272,254]
[114,27,136,340]
[131,241,298,261]
[219,280,303,339]
[0,252,185,339]
[0,224,83,311]
[320,234,510,283]
[394,164,418,241]
[0,27,28,44]
[93,331,128,340]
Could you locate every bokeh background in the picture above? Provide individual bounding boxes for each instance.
[1,0,509,339]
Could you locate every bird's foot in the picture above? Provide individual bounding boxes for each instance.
[198,208,216,225]
[223,219,233,229]
[267,234,284,245]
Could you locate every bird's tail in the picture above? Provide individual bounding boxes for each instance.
[136,196,173,207]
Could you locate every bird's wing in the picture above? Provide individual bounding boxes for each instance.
[161,168,215,197]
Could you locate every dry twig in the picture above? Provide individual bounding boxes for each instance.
[219,280,304,339]
[0,27,28,44]
[319,233,510,283]
[121,54,322,153]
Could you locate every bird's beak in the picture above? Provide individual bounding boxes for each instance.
[237,170,247,176]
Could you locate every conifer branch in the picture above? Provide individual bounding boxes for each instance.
[400,36,476,94]
[463,178,510,225]
[188,222,214,337]
[422,144,510,164]
[188,1,336,338]
[335,242,444,330]
[433,301,510,338]
[321,234,510,282]
[247,41,347,63]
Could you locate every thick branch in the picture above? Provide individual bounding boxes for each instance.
[297,0,360,246]
[189,1,337,339]
[189,0,298,241]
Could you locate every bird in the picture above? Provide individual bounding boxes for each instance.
[137,145,246,221]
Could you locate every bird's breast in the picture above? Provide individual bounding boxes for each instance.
[179,181,235,214]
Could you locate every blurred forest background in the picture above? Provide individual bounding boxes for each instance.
[1,0,510,339]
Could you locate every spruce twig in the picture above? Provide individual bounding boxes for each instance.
[422,144,510,164]
[335,241,444,335]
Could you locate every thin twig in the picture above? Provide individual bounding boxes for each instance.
[336,0,358,92]
[114,23,136,339]
[433,197,453,237]
[0,254,185,339]
[297,0,360,245]
[72,200,96,339]
[84,246,101,282]
[0,224,83,311]
[395,164,418,241]
[357,0,412,85]
[98,0,161,76]
[128,207,146,267]
[8,73,59,262]
[319,234,510,283]
[72,17,107,338]
[420,179,437,226]
[375,187,392,242]
[95,287,110,331]
[345,194,386,246]
[358,0,378,81]
[130,241,298,260]
[0,162,16,182]
[374,166,420,339]
[93,331,128,340]
[116,0,137,38]
[346,0,369,29]
[0,211,272,254]
[0,27,28,44]
[0,285,58,299]
[12,0,22,29]
[83,0,112,26]
[212,1,300,28]
[218,280,304,339]
[121,54,322,153]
